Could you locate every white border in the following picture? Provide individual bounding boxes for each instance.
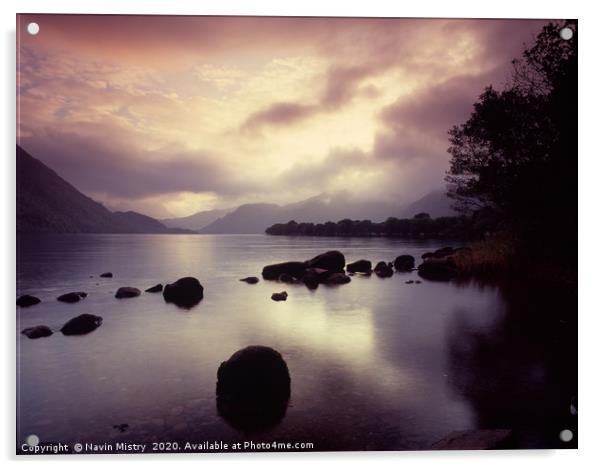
[2,1,599,468]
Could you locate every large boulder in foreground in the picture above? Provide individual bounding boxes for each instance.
[163,277,204,307]
[394,255,415,271]
[17,295,41,307]
[60,314,103,336]
[57,292,87,303]
[346,259,372,274]
[262,262,306,280]
[305,250,345,272]
[22,325,53,339]
[115,287,141,298]
[418,258,459,281]
[216,345,290,431]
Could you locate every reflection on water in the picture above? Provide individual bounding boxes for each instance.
[16,234,574,451]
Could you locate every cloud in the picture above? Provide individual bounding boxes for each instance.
[16,15,554,216]
[242,102,317,131]
[19,130,254,200]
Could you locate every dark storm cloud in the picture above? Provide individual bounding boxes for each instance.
[241,62,381,132]
[240,18,549,134]
[373,68,506,163]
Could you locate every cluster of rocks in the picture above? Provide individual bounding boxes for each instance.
[258,250,422,299]
[261,250,350,290]
[21,313,103,339]
[18,273,205,339]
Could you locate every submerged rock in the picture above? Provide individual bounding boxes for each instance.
[216,345,290,431]
[346,259,372,274]
[145,284,163,293]
[57,292,87,303]
[374,261,394,278]
[17,295,41,307]
[113,423,129,433]
[305,250,346,272]
[163,277,204,308]
[261,262,306,280]
[115,287,141,298]
[21,325,53,339]
[418,258,459,281]
[278,273,298,284]
[271,291,288,302]
[405,280,415,284]
[324,272,351,285]
[60,314,103,336]
[394,255,415,271]
[100,272,113,278]
[240,277,259,284]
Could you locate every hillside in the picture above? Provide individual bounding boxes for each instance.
[16,145,189,234]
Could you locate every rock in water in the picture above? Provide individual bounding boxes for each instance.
[324,272,351,285]
[100,272,113,278]
[17,295,41,307]
[145,284,163,293]
[305,250,345,272]
[60,314,103,335]
[271,291,288,301]
[21,325,53,339]
[240,277,259,284]
[57,292,87,303]
[374,261,394,278]
[261,262,306,280]
[216,345,291,431]
[418,258,459,281]
[115,287,141,298]
[278,273,297,284]
[163,277,204,308]
[394,255,415,271]
[346,259,372,274]
[422,247,455,260]
[301,271,320,290]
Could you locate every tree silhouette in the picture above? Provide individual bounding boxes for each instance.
[446,21,577,264]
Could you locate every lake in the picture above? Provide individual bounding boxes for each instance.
[16,234,574,452]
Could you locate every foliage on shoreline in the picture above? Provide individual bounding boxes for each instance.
[265,212,494,240]
[450,236,515,279]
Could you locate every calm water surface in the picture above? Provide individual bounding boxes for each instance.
[16,234,568,451]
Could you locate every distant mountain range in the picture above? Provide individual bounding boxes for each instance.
[161,207,231,231]
[16,144,455,234]
[16,145,190,234]
[399,190,456,219]
[161,191,456,234]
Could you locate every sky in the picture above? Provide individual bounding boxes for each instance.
[17,15,551,218]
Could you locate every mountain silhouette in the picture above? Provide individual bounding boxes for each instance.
[198,192,401,234]
[16,145,190,234]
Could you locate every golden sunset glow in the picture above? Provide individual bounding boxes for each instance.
[17,15,548,218]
